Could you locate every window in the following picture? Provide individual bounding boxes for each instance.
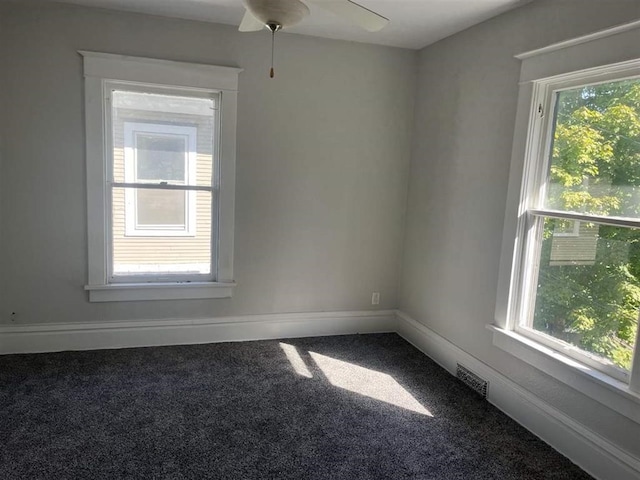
[123,121,198,238]
[517,73,640,383]
[494,22,640,419]
[82,52,241,302]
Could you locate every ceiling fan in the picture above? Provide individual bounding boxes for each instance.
[238,0,389,77]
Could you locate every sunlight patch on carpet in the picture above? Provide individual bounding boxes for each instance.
[309,352,432,416]
[280,342,313,378]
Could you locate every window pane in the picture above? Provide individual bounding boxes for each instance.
[136,134,186,182]
[112,90,214,186]
[544,78,640,219]
[531,217,639,372]
[112,187,212,277]
[136,189,185,227]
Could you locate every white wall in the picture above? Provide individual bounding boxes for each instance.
[0,1,416,324]
[400,0,640,461]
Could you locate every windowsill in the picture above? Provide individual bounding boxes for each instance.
[85,281,236,302]
[488,324,640,424]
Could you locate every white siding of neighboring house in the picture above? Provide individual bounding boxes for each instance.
[550,221,599,266]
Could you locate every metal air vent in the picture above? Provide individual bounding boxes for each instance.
[456,364,488,399]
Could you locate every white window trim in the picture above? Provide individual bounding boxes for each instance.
[493,20,640,422]
[81,51,241,302]
[123,122,197,237]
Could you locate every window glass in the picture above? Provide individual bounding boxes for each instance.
[532,218,638,372]
[544,78,640,218]
[112,188,212,277]
[136,134,187,182]
[136,189,186,226]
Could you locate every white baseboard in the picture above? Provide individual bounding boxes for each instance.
[396,311,640,480]
[0,310,396,355]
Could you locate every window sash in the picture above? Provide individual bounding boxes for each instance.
[109,184,216,283]
[111,192,213,279]
[517,211,636,382]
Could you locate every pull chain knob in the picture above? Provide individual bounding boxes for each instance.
[267,22,281,78]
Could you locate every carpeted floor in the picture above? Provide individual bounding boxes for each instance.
[0,333,592,479]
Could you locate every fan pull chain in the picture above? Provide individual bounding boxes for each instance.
[270,27,275,78]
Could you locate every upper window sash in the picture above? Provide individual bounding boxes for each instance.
[519,76,635,212]
[525,69,640,220]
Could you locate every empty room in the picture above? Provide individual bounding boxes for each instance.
[2,0,640,478]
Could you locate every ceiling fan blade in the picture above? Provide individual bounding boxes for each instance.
[308,0,388,32]
[239,9,265,32]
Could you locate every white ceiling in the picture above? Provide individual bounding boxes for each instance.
[37,0,531,49]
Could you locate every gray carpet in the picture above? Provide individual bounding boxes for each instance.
[0,333,592,479]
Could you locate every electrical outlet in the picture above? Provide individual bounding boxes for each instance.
[371,292,380,305]
[10,312,16,322]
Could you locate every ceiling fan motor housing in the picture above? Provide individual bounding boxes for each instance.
[244,0,310,28]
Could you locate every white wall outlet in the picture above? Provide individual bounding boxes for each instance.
[371,292,380,305]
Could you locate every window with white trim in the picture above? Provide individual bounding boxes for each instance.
[493,30,640,413]
[82,52,241,302]
[516,70,640,384]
